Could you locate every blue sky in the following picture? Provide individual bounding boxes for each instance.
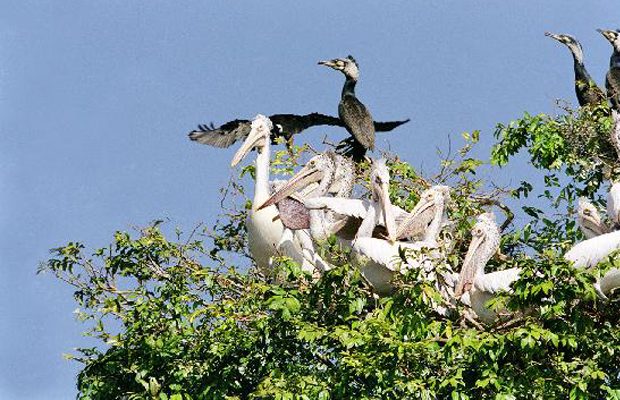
[0,1,617,398]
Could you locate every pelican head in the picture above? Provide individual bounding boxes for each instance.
[545,32,583,62]
[369,159,396,240]
[318,55,360,81]
[256,151,338,211]
[577,198,608,239]
[394,185,452,241]
[231,114,272,167]
[597,29,620,52]
[454,213,501,297]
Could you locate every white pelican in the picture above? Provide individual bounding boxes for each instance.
[351,185,452,295]
[230,114,306,273]
[453,213,522,325]
[257,151,355,273]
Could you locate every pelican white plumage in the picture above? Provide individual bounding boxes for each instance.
[573,193,620,298]
[351,185,452,295]
[230,114,306,273]
[453,213,522,324]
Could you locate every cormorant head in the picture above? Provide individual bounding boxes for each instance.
[318,55,360,80]
[597,29,620,52]
[545,32,583,59]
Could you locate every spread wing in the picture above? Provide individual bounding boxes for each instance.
[188,119,251,148]
[339,95,375,150]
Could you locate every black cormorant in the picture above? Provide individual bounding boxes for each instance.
[545,32,606,107]
[188,112,408,151]
[318,55,375,160]
[597,29,620,111]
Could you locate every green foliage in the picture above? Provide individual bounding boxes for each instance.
[41,107,620,399]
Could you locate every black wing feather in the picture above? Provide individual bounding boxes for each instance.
[188,119,251,148]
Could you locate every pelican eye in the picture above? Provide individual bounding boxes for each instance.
[583,209,591,216]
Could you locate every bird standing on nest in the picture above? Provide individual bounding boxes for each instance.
[318,55,376,161]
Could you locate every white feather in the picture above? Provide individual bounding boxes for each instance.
[564,230,620,268]
[473,268,522,294]
[607,182,620,223]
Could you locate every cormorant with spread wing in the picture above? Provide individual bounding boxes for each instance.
[188,112,409,152]
[597,29,620,111]
[318,55,376,160]
[545,32,606,107]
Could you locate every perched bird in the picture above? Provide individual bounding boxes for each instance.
[597,29,620,111]
[545,32,606,107]
[318,56,376,160]
[454,213,522,324]
[188,113,409,152]
[229,115,308,273]
[257,151,356,273]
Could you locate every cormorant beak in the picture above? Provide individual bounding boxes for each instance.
[318,59,338,69]
[256,163,324,211]
[453,233,485,297]
[231,123,268,167]
[394,195,435,240]
[544,32,563,42]
[597,29,615,41]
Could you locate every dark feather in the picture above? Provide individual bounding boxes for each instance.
[188,119,251,148]
[606,67,620,111]
[374,119,410,132]
[339,95,375,151]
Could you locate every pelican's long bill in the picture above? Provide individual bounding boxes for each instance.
[231,116,272,167]
[256,162,325,211]
[453,231,486,297]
